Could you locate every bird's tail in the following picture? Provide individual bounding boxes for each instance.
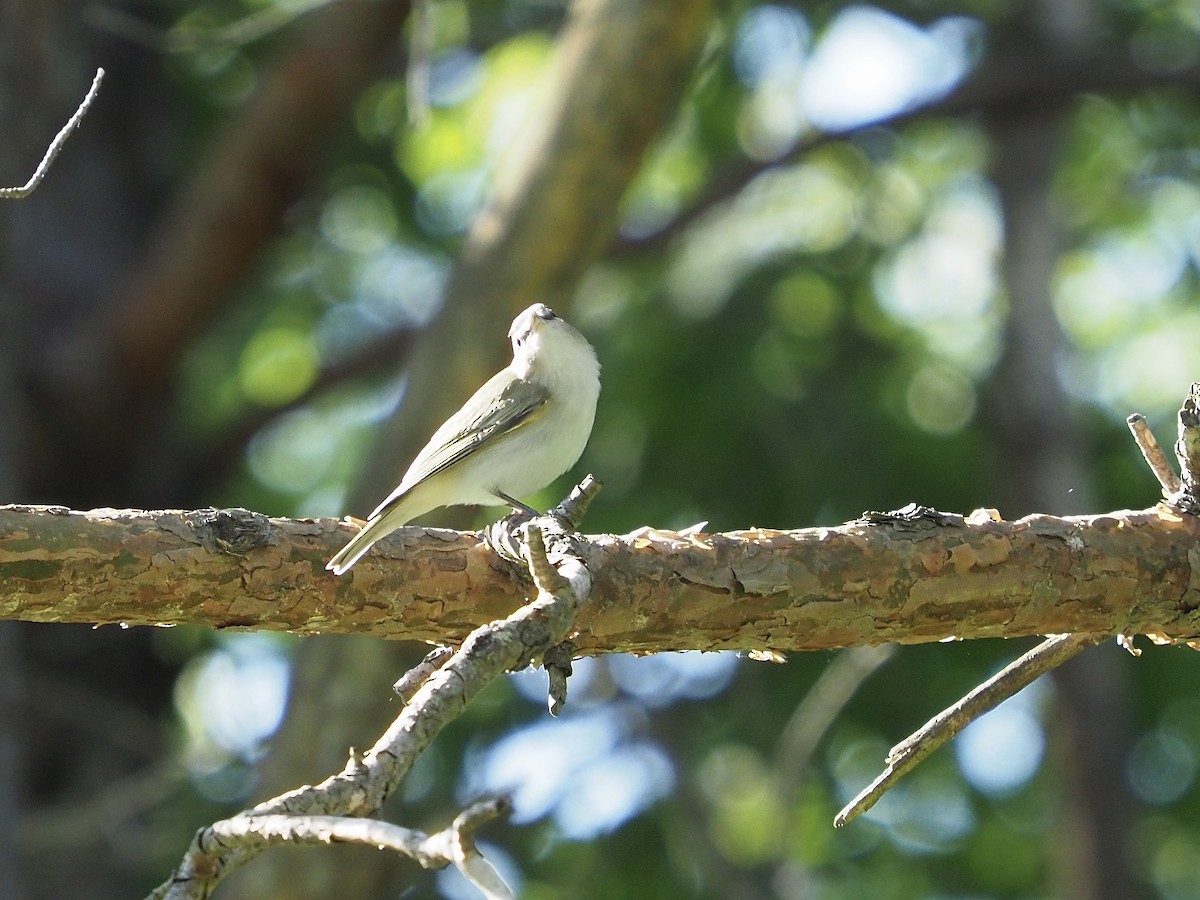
[326,516,394,575]
[326,484,442,574]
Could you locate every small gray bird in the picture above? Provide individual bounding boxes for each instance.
[326,303,600,575]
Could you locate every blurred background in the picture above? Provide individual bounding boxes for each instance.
[3,0,1200,896]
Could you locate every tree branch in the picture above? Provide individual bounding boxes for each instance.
[0,68,104,199]
[155,802,512,900]
[834,632,1104,827]
[1127,413,1180,497]
[3,502,1199,651]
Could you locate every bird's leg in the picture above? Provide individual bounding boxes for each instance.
[493,490,540,517]
[485,492,538,564]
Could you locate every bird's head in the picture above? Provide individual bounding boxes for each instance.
[508,303,599,389]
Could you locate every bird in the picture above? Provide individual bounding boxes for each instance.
[326,303,600,575]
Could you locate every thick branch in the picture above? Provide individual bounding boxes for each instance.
[3,503,1199,650]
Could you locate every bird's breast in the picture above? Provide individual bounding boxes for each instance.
[460,378,593,496]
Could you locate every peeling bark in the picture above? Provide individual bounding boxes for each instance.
[2,503,1197,652]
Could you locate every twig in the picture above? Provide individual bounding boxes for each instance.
[834,632,1104,827]
[483,474,601,575]
[550,473,603,530]
[209,802,503,866]
[204,800,513,898]
[393,645,454,702]
[424,800,515,900]
[534,477,601,714]
[516,522,586,659]
[0,68,104,199]
[1126,414,1180,496]
[480,477,601,713]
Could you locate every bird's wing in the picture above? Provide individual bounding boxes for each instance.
[367,371,550,519]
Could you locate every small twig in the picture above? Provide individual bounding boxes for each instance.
[422,799,515,900]
[515,521,590,713]
[1126,413,1181,497]
[393,645,455,702]
[834,632,1104,827]
[205,799,513,897]
[522,522,567,596]
[550,473,603,531]
[0,68,105,199]
[208,800,499,865]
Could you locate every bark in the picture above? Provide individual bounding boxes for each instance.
[2,503,1197,652]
